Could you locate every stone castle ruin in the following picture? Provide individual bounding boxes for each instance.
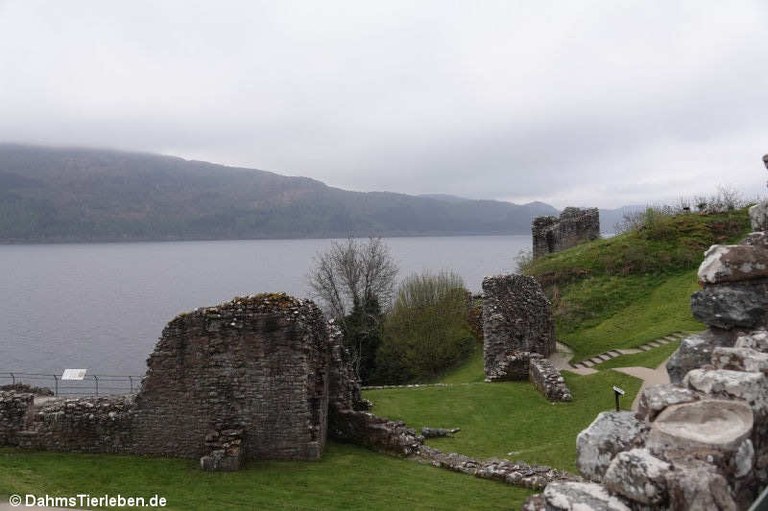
[482,274,571,402]
[132,295,331,463]
[532,207,600,258]
[0,293,420,470]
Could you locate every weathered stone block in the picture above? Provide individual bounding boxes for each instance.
[698,244,768,285]
[540,482,631,510]
[735,329,768,352]
[685,368,768,412]
[646,399,753,476]
[328,409,423,457]
[484,351,531,382]
[749,202,768,232]
[666,330,736,385]
[712,346,768,373]
[741,231,768,248]
[576,411,648,482]
[691,285,765,329]
[603,448,672,506]
[665,461,738,511]
[635,383,699,422]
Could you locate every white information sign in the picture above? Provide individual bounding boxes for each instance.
[62,369,87,380]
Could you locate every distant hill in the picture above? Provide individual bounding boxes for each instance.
[0,144,559,242]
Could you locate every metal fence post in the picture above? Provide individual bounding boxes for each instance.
[53,374,58,396]
[93,375,99,396]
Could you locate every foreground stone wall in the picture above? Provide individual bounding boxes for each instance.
[482,274,556,381]
[532,207,600,258]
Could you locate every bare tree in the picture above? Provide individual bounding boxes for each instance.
[308,237,398,382]
[308,237,398,320]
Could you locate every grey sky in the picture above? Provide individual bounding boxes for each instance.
[1,1,766,208]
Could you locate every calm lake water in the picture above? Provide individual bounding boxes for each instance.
[0,236,529,377]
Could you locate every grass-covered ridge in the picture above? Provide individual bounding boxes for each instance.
[523,208,751,362]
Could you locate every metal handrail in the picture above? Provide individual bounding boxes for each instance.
[0,371,144,397]
[748,484,768,511]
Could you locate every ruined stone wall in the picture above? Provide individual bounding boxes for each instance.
[0,391,33,445]
[532,207,599,258]
[482,274,555,381]
[131,293,331,461]
[528,356,572,402]
[17,396,135,454]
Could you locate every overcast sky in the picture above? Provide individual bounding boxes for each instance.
[1,1,766,209]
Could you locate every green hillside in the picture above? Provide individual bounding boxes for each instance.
[523,208,751,362]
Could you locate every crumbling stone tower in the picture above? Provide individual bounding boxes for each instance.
[132,294,331,462]
[482,274,556,381]
[532,207,600,258]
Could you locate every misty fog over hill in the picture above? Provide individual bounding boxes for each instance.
[0,144,561,242]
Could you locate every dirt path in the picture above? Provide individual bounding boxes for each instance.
[549,342,673,410]
[612,358,672,410]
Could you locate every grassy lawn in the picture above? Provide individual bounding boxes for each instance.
[0,442,533,511]
[559,271,702,362]
[438,346,485,384]
[365,370,642,473]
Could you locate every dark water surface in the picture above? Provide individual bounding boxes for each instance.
[0,236,529,376]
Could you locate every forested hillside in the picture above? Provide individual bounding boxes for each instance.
[0,145,557,242]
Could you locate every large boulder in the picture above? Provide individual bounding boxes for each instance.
[698,244,768,285]
[576,411,648,482]
[690,285,765,329]
[635,383,699,422]
[735,329,768,352]
[538,482,631,511]
[666,330,737,385]
[712,346,768,373]
[685,369,768,412]
[665,461,738,511]
[646,399,754,478]
[602,448,672,506]
[749,202,768,232]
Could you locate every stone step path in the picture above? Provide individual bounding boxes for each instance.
[568,332,686,371]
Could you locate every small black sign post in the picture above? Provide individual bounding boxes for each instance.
[612,385,625,411]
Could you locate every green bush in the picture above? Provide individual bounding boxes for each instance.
[373,272,475,384]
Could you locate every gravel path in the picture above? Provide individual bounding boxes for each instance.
[550,341,674,410]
